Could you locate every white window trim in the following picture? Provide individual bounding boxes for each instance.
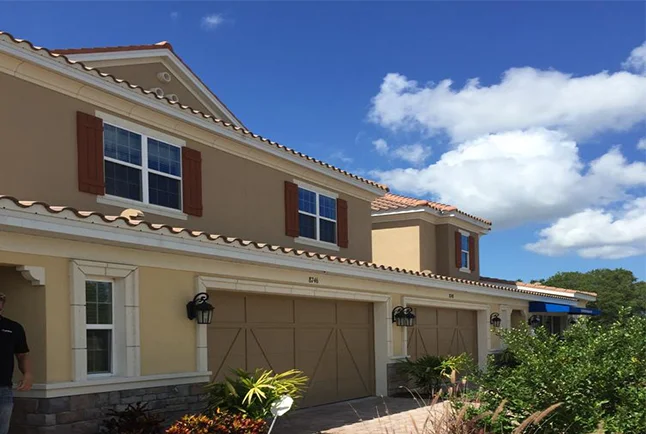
[98,112,184,213]
[97,195,188,220]
[294,181,339,247]
[458,229,471,273]
[85,278,116,377]
[70,260,140,382]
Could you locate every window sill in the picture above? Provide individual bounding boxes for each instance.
[459,267,471,273]
[97,195,188,221]
[294,236,340,252]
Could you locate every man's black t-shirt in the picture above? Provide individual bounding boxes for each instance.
[0,316,29,387]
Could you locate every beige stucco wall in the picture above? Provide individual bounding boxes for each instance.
[372,221,421,271]
[0,71,373,261]
[418,220,438,273]
[0,229,533,384]
[97,62,216,118]
[139,267,196,375]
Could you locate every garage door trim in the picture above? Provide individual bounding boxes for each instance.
[196,275,391,396]
[402,297,490,367]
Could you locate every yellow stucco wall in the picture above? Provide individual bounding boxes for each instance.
[139,267,196,375]
[372,222,421,271]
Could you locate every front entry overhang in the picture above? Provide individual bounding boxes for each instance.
[529,301,600,316]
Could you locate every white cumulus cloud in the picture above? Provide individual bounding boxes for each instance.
[525,198,646,259]
[201,14,225,30]
[369,67,646,142]
[638,137,646,150]
[373,138,389,155]
[622,41,646,75]
[371,129,646,227]
[392,143,432,166]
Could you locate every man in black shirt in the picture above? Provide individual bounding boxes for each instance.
[0,293,31,434]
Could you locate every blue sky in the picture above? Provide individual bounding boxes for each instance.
[1,1,645,281]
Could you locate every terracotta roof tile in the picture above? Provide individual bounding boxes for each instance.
[372,193,491,225]
[0,31,387,192]
[0,195,582,301]
[480,276,597,297]
[52,42,174,56]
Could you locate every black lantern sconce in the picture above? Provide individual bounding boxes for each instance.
[528,315,541,328]
[392,306,416,327]
[490,312,502,328]
[186,292,215,325]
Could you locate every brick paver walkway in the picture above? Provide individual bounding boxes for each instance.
[273,397,448,434]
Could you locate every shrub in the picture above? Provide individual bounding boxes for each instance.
[205,368,308,419]
[165,411,267,434]
[398,353,475,395]
[101,402,164,434]
[475,311,646,433]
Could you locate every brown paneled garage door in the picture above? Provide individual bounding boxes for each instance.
[407,306,478,360]
[207,291,375,407]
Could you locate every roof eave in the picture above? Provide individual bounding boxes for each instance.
[372,207,492,233]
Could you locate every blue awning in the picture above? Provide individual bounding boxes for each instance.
[529,301,601,316]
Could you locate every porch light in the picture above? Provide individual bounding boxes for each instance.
[392,306,416,327]
[528,315,541,328]
[186,292,215,325]
[489,312,502,328]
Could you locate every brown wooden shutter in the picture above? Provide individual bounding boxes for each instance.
[182,147,203,217]
[284,181,299,237]
[337,198,349,248]
[77,111,105,195]
[469,236,476,271]
[455,231,462,268]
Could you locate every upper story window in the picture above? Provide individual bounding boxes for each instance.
[298,187,337,244]
[460,233,470,270]
[104,124,182,210]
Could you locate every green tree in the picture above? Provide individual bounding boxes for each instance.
[535,268,646,322]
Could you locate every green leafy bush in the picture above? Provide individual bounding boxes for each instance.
[475,311,646,433]
[398,353,475,395]
[205,369,308,419]
[101,402,164,434]
[165,411,267,434]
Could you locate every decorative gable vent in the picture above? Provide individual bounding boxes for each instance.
[150,87,164,98]
[167,94,179,103]
[157,71,172,83]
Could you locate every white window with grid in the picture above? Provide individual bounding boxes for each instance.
[296,184,337,247]
[85,280,115,376]
[98,112,184,212]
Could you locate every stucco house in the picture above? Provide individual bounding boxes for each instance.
[0,31,597,433]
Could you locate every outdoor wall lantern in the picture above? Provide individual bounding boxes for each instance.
[186,292,215,325]
[392,306,416,327]
[528,315,541,328]
[489,312,502,328]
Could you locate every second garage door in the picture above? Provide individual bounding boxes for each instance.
[407,306,478,361]
[207,291,375,407]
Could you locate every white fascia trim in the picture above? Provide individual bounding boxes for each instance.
[96,110,186,147]
[0,206,579,305]
[403,297,491,311]
[516,285,580,300]
[372,208,491,233]
[67,49,245,128]
[13,371,210,399]
[0,39,384,198]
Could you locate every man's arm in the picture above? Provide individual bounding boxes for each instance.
[16,353,32,391]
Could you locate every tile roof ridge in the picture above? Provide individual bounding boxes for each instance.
[0,195,583,301]
[0,30,387,192]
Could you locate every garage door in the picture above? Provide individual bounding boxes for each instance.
[407,306,478,361]
[207,291,375,407]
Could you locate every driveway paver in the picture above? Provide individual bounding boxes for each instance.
[273,396,448,434]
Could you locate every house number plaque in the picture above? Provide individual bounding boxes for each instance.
[308,276,319,284]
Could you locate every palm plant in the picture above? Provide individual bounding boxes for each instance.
[205,368,308,420]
